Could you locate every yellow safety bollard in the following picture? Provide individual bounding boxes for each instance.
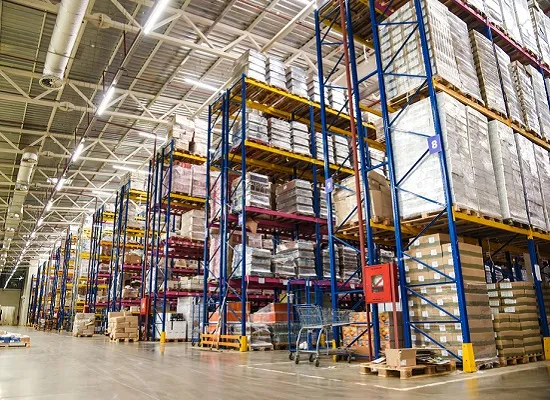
[160,331,166,343]
[240,335,248,352]
[462,343,477,373]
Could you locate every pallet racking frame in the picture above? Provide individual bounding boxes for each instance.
[316,0,550,370]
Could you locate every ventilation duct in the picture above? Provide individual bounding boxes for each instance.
[1,148,39,269]
[39,0,90,89]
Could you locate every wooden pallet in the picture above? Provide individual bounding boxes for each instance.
[164,338,186,343]
[111,337,138,343]
[0,342,30,349]
[499,353,544,367]
[250,345,274,351]
[360,361,456,379]
[74,334,94,338]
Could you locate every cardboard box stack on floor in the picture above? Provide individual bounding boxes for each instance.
[405,233,497,359]
[72,313,95,337]
[342,312,404,356]
[488,282,543,358]
[108,312,139,341]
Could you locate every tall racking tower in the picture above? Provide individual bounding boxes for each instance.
[315,0,550,370]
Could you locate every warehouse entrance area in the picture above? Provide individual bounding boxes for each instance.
[2,327,549,400]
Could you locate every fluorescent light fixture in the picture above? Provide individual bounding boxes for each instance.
[55,178,66,191]
[92,190,111,197]
[38,218,44,227]
[47,177,58,184]
[113,165,150,175]
[30,231,36,239]
[183,77,219,92]
[46,200,53,212]
[143,0,170,34]
[71,141,85,162]
[97,86,116,115]
[139,131,166,141]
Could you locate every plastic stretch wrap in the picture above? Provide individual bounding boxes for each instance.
[232,245,273,278]
[499,0,523,46]
[391,93,477,219]
[470,30,507,116]
[466,107,501,218]
[380,0,461,101]
[515,135,547,231]
[448,12,482,103]
[526,65,550,140]
[529,4,550,67]
[484,0,504,27]
[511,62,541,135]
[534,146,550,231]
[514,0,539,56]
[494,47,524,125]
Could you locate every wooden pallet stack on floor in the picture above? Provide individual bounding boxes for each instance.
[0,331,31,349]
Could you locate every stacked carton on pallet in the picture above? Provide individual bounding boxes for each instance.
[108,312,139,341]
[406,234,497,359]
[488,282,543,358]
[342,312,404,356]
[72,313,95,337]
[179,210,205,242]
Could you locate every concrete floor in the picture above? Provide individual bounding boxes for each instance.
[1,327,550,400]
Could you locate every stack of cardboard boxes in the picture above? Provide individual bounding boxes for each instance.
[488,282,543,358]
[108,312,139,342]
[342,311,404,356]
[72,313,95,337]
[406,234,497,359]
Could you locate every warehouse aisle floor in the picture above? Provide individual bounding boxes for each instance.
[1,327,550,400]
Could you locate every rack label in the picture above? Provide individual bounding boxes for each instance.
[428,135,442,154]
[325,178,334,194]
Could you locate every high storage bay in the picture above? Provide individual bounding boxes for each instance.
[2,0,550,398]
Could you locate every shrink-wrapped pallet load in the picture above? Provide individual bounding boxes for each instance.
[487,121,529,224]
[511,62,541,134]
[526,65,550,140]
[515,135,548,231]
[514,0,540,57]
[494,47,524,125]
[470,30,507,116]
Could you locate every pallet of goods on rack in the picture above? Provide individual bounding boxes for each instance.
[317,0,550,371]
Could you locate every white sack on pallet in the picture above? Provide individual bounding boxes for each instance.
[391,93,478,219]
[488,121,529,224]
[466,107,502,219]
[470,30,507,116]
[534,146,550,231]
[511,62,541,135]
[380,0,460,101]
[514,0,540,57]
[529,4,550,66]
[499,0,523,46]
[494,47,524,125]
[448,12,483,103]
[526,65,550,140]
[515,134,547,231]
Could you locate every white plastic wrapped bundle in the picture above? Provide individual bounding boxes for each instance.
[499,0,523,46]
[484,0,504,27]
[488,124,529,224]
[529,4,550,66]
[494,47,524,125]
[191,164,207,198]
[381,0,461,101]
[179,210,205,242]
[448,12,482,103]
[534,145,550,231]
[466,108,502,218]
[514,0,539,56]
[526,65,550,140]
[231,245,273,278]
[233,49,266,83]
[165,164,192,196]
[464,0,484,13]
[511,62,541,134]
[470,31,507,116]
[515,135,547,230]
[193,118,208,156]
[234,111,268,145]
[391,93,477,219]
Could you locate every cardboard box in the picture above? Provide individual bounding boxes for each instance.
[385,348,416,368]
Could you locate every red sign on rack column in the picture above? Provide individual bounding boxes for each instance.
[362,263,399,304]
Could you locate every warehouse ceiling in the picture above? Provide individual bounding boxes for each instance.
[0,0,373,281]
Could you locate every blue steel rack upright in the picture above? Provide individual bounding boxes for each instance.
[34,261,47,327]
[146,139,206,342]
[46,247,61,330]
[107,181,131,312]
[57,232,72,331]
[27,266,41,326]
[314,1,393,358]
[317,0,550,370]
